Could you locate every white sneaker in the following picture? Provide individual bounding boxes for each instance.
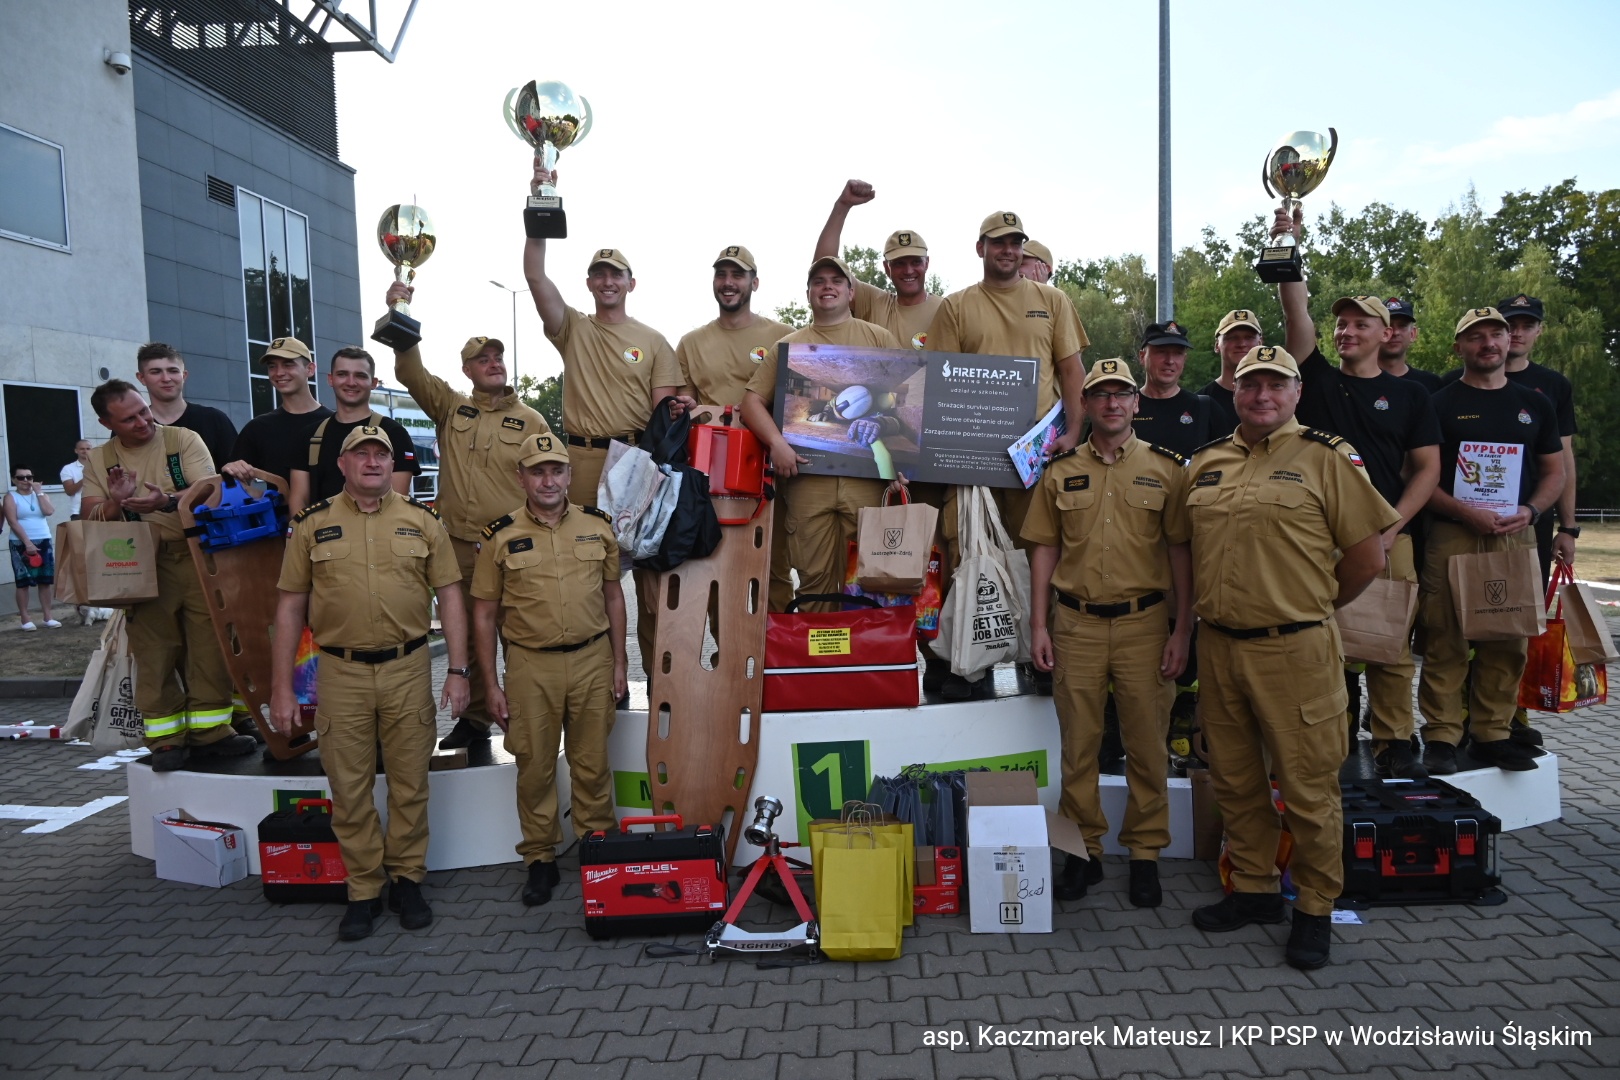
[19,622,36,631]
[43,619,61,628]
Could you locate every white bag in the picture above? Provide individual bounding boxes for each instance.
[633,465,683,561]
[63,611,144,750]
[943,486,1032,679]
[598,444,666,554]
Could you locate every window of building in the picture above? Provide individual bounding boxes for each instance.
[3,384,81,484]
[237,188,315,414]
[0,123,69,252]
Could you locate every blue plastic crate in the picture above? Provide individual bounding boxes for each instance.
[193,480,288,550]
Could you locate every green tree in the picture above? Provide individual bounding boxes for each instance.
[1491,179,1620,354]
[841,245,889,290]
[516,373,565,435]
[1409,189,1514,375]
[1052,254,1156,370]
[1171,226,1279,389]
[773,300,810,329]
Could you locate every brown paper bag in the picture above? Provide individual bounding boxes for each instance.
[1448,547,1545,642]
[53,521,84,606]
[75,520,161,606]
[855,497,939,594]
[1336,575,1419,665]
[1560,581,1620,664]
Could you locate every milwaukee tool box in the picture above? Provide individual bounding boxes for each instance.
[1338,778,1503,908]
[258,798,348,903]
[580,815,728,939]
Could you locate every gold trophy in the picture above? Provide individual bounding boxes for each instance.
[370,204,436,351]
[1253,129,1337,284]
[504,79,592,239]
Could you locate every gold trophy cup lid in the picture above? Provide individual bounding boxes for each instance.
[1262,129,1338,201]
[376,205,436,269]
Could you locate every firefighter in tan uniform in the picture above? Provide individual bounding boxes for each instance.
[382,280,550,750]
[675,245,795,612]
[81,380,248,771]
[472,433,627,908]
[524,160,684,678]
[271,425,470,942]
[1185,346,1397,971]
[1022,359,1192,909]
[926,210,1090,698]
[740,256,901,609]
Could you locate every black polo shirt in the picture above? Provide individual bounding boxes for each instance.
[1132,389,1218,458]
[1195,380,1239,433]
[1438,361,1575,436]
[1391,365,1442,393]
[1296,349,1441,527]
[1430,379,1561,507]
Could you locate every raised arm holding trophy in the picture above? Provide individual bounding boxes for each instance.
[1253,129,1337,284]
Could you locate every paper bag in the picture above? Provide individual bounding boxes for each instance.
[1520,565,1609,713]
[63,612,144,749]
[53,521,83,606]
[1560,581,1620,665]
[813,828,906,962]
[808,810,915,927]
[1447,546,1544,642]
[1336,575,1419,665]
[855,492,939,594]
[70,520,161,606]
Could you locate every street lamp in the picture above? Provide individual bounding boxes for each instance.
[490,280,522,385]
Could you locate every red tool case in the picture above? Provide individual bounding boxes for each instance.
[1338,778,1503,908]
[257,798,348,903]
[580,815,729,939]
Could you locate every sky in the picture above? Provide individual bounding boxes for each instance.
[331,0,1620,389]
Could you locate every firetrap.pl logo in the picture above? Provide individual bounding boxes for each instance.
[940,358,1025,383]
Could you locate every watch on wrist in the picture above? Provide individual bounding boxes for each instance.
[446,667,470,678]
[1524,504,1542,525]
[1558,525,1582,539]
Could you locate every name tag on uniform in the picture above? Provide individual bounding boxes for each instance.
[456,405,478,419]
[575,534,603,543]
[1062,475,1090,491]
[1194,471,1222,487]
[395,526,423,537]
[314,526,343,543]
[508,537,534,554]
[501,417,525,430]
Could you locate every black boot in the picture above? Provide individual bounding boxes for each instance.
[522,860,561,906]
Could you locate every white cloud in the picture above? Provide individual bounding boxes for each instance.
[1409,89,1620,169]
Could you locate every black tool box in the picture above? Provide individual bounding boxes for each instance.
[1338,778,1504,908]
[257,798,349,903]
[580,815,728,939]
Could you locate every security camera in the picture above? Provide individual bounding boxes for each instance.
[104,50,132,76]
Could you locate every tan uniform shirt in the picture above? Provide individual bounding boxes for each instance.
[925,279,1089,414]
[547,307,680,438]
[1021,435,1192,603]
[744,318,902,402]
[278,489,460,649]
[470,500,617,649]
[393,345,550,542]
[1186,419,1400,628]
[675,315,796,407]
[854,281,943,351]
[85,426,216,542]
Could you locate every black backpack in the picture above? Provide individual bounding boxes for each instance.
[633,397,721,572]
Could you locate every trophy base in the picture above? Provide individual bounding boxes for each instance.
[371,309,422,352]
[524,195,567,240]
[1254,245,1305,284]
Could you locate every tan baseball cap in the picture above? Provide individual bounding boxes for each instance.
[1081,357,1139,393]
[808,255,856,284]
[883,230,928,260]
[1455,306,1508,337]
[339,424,393,454]
[1024,240,1054,266]
[517,431,569,467]
[979,211,1028,240]
[260,337,312,363]
[1215,310,1264,337]
[714,245,756,272]
[1234,345,1300,379]
[461,336,505,362]
[588,247,631,273]
[1331,295,1392,326]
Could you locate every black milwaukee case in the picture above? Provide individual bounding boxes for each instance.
[1338,778,1503,908]
[258,798,349,903]
[580,815,728,939]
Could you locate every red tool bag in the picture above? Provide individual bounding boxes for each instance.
[688,407,769,525]
[580,815,728,939]
[764,594,920,712]
[258,798,348,904]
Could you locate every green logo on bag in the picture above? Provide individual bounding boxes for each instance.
[102,537,137,560]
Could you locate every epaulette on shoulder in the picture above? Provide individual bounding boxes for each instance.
[292,499,330,523]
[581,504,612,523]
[1192,434,1234,455]
[481,513,513,539]
[1299,428,1347,450]
[1148,443,1187,466]
[1048,447,1079,463]
[407,497,441,520]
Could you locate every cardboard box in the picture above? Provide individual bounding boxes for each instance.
[965,772,1086,933]
[154,809,248,888]
[913,883,960,915]
[914,845,963,888]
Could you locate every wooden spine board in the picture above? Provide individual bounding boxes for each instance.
[178,473,316,761]
[645,512,772,866]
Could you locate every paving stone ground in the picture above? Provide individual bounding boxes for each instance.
[1,671,1617,1079]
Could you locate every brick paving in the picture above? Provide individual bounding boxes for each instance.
[1,675,1617,1079]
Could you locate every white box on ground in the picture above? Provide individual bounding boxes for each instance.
[153,808,248,887]
[965,772,1086,933]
